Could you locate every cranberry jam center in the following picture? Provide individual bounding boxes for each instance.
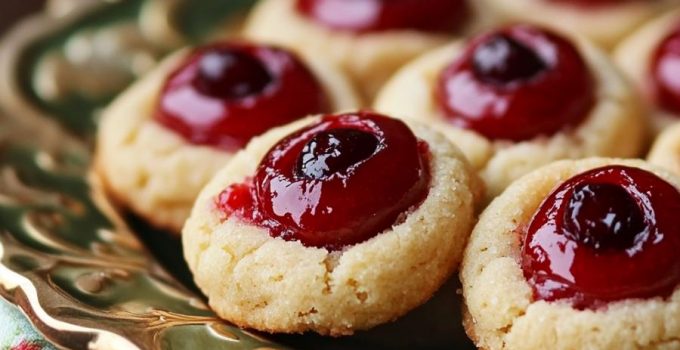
[436,25,595,141]
[295,0,469,33]
[652,23,680,116]
[216,111,431,251]
[522,166,680,309]
[155,43,330,151]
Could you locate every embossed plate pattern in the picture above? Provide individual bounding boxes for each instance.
[0,1,475,349]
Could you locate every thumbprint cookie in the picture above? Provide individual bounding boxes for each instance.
[182,111,480,335]
[96,41,360,233]
[615,9,680,134]
[482,0,678,50]
[243,0,486,99]
[375,24,644,200]
[461,158,680,350]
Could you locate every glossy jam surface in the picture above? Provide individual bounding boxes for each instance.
[652,23,680,115]
[295,0,468,33]
[473,34,548,85]
[155,43,330,151]
[216,112,431,250]
[436,25,595,141]
[522,166,680,309]
[296,128,380,180]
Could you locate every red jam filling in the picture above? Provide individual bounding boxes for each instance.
[522,165,680,310]
[651,23,680,116]
[295,0,468,33]
[436,25,595,141]
[216,111,431,251]
[154,42,330,151]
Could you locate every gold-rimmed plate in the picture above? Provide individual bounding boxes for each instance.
[0,1,475,348]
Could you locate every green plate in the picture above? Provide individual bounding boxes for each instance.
[0,1,475,349]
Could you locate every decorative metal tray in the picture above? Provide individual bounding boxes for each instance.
[0,1,475,349]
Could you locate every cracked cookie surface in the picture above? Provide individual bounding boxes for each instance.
[374,30,644,201]
[95,46,359,233]
[460,158,680,350]
[182,116,480,335]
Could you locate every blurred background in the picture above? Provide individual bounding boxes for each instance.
[0,1,45,34]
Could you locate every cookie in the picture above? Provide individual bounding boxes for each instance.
[460,158,680,350]
[481,0,678,50]
[648,122,680,176]
[614,8,680,134]
[242,0,488,100]
[96,42,360,233]
[182,111,480,335]
[375,24,644,200]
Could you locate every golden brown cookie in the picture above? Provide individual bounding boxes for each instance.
[243,0,489,100]
[96,42,360,233]
[461,158,680,350]
[182,111,480,335]
[375,24,644,200]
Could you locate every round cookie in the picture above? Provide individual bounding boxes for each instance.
[481,0,678,50]
[460,158,680,350]
[182,112,480,336]
[648,122,680,176]
[614,8,680,134]
[96,42,360,233]
[242,0,489,100]
[374,25,644,200]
